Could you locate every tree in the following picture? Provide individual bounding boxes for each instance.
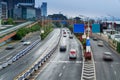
[117,42,120,53]
[7,18,14,25]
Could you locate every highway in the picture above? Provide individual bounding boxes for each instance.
[91,38,120,80]
[35,31,83,80]
[0,29,60,80]
[0,31,40,65]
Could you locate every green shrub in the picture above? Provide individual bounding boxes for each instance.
[13,24,40,40]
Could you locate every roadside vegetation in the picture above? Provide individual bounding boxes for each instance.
[40,23,54,40]
[13,24,40,40]
[13,22,53,40]
[2,18,15,25]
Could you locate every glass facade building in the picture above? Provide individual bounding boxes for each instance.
[2,0,35,18]
[0,1,7,19]
[41,2,47,17]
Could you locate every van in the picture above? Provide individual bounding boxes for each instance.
[60,39,67,52]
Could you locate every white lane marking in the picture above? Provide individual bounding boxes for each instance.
[114,71,117,75]
[59,73,63,77]
[63,66,66,69]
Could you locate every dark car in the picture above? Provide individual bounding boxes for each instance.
[103,52,113,61]
[69,35,73,39]
[6,45,14,50]
[59,40,67,52]
[93,37,98,41]
[20,39,25,42]
[60,45,66,52]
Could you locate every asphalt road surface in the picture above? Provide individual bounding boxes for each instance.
[91,38,120,80]
[36,31,83,80]
[0,31,40,64]
[0,29,60,80]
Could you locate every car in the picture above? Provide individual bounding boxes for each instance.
[69,49,77,59]
[23,41,31,45]
[5,45,14,50]
[60,45,66,52]
[67,31,70,34]
[103,52,113,61]
[93,37,97,41]
[60,39,67,52]
[20,39,25,42]
[98,40,104,46]
[69,35,73,39]
[63,31,66,34]
[63,34,67,37]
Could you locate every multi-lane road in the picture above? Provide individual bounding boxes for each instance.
[91,38,120,80]
[0,29,60,80]
[1,27,120,80]
[35,31,83,80]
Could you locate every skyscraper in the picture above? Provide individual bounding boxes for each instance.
[2,0,35,18]
[1,2,7,19]
[0,1,2,19]
[41,2,47,17]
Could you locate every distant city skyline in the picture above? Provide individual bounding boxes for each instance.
[35,0,120,18]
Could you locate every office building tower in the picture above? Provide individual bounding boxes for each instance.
[0,1,7,19]
[36,7,41,20]
[2,0,35,18]
[41,2,47,17]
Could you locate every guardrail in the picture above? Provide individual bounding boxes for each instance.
[0,39,40,70]
[14,29,62,80]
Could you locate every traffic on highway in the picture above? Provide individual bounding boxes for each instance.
[1,24,120,80]
[1,0,120,80]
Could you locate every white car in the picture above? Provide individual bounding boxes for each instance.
[23,41,31,45]
[97,40,104,46]
[103,52,113,61]
[69,49,77,59]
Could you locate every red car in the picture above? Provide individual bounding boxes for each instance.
[69,49,77,59]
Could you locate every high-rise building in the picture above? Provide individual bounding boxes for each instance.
[0,1,2,19]
[0,1,7,19]
[36,7,41,20]
[41,2,47,17]
[14,3,35,20]
[1,2,7,19]
[2,0,35,18]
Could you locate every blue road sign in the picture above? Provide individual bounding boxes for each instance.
[61,21,66,24]
[73,24,84,33]
[86,39,90,46]
[92,24,100,33]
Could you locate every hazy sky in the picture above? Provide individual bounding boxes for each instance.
[35,0,120,18]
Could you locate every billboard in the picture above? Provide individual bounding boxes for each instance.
[92,24,100,33]
[73,24,84,33]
